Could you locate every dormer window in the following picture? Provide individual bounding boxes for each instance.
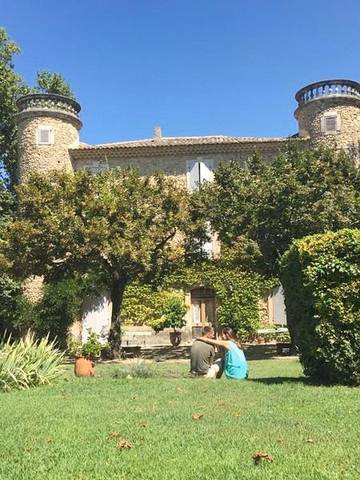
[37,127,54,145]
[321,113,341,134]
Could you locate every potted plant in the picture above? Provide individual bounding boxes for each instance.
[162,296,187,346]
[68,331,103,377]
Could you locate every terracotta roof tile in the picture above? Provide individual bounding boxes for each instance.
[71,135,290,151]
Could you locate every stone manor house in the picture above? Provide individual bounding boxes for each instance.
[16,79,360,344]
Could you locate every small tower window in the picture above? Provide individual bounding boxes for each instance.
[37,127,54,145]
[321,113,341,134]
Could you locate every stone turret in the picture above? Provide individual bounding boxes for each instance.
[16,93,82,182]
[294,79,360,153]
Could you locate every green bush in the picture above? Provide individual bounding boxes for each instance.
[160,294,187,331]
[0,331,64,392]
[0,274,35,337]
[280,228,360,385]
[36,278,83,349]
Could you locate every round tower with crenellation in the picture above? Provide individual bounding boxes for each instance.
[15,93,82,182]
[294,79,360,156]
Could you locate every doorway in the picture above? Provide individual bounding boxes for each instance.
[190,288,216,337]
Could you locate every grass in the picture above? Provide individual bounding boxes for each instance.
[0,358,359,480]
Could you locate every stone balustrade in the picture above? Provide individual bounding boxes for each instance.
[295,79,360,106]
[16,93,81,118]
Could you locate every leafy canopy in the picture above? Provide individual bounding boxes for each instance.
[201,144,360,276]
[0,28,29,186]
[0,28,75,185]
[4,168,188,350]
[35,71,75,99]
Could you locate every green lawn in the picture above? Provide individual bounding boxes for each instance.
[1,358,359,480]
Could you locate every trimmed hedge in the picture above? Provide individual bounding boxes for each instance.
[280,229,360,385]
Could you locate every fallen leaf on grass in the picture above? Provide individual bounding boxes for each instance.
[252,452,273,465]
[117,439,133,449]
[108,431,120,440]
[192,413,204,421]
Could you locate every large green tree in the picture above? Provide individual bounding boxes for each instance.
[0,28,75,185]
[4,168,188,352]
[0,28,28,186]
[0,178,24,337]
[201,144,360,276]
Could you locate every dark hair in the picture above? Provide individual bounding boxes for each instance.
[221,327,242,347]
[202,325,213,335]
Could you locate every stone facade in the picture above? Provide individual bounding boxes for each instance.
[70,140,292,177]
[15,79,360,343]
[16,94,81,181]
[295,79,360,159]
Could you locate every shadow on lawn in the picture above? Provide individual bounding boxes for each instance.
[249,376,317,386]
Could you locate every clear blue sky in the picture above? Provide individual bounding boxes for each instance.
[3,0,360,145]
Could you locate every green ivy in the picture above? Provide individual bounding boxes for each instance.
[165,261,274,340]
[120,262,272,340]
[280,228,360,385]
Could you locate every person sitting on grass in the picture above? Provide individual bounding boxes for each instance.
[198,327,249,380]
[190,326,222,378]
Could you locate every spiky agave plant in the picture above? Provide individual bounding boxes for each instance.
[0,332,65,392]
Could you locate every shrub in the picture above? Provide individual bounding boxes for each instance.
[0,274,35,337]
[36,277,83,349]
[280,228,360,385]
[113,359,156,378]
[0,332,65,392]
[162,295,187,330]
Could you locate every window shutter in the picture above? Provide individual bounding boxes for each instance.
[37,127,53,145]
[199,159,214,183]
[187,160,200,191]
[321,113,340,134]
[325,116,337,132]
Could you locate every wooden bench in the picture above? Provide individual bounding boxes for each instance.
[121,346,141,358]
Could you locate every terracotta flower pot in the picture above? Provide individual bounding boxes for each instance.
[169,331,182,347]
[74,357,95,377]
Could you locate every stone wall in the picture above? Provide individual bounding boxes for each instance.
[295,97,360,153]
[71,141,289,179]
[17,114,80,181]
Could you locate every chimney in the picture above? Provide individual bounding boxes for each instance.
[154,125,162,140]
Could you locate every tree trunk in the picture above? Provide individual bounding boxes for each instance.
[108,276,127,357]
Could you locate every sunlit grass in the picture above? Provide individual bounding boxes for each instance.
[0,358,359,479]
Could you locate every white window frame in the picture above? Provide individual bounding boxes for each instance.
[37,126,54,145]
[321,112,341,134]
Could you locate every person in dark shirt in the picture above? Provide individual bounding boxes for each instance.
[190,326,219,377]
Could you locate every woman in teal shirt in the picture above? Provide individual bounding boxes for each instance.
[199,327,249,380]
